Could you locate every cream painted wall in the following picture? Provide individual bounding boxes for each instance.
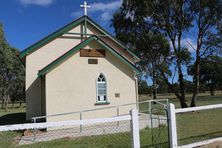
[45,40,137,122]
[25,21,138,120]
[26,38,82,120]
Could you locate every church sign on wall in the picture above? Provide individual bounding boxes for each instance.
[80,49,105,57]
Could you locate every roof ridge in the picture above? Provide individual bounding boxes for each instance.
[19,15,140,60]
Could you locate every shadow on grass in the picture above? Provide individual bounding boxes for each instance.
[0,112,26,125]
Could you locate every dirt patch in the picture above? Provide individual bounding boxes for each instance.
[200,141,222,148]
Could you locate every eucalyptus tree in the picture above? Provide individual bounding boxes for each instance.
[189,56,222,96]
[0,23,25,111]
[112,0,191,107]
[112,0,222,107]
[189,0,222,106]
[139,32,170,100]
[112,5,170,100]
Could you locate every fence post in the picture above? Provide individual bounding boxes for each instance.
[33,118,37,141]
[131,108,140,148]
[117,107,120,126]
[149,101,152,119]
[80,112,83,132]
[167,103,177,148]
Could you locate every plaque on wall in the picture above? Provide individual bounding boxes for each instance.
[80,49,105,57]
[88,59,98,64]
[115,93,120,98]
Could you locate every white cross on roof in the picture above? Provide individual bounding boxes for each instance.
[80,1,91,16]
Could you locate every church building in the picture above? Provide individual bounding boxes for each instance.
[19,4,140,121]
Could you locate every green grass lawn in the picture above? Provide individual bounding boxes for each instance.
[170,94,222,108]
[139,93,222,108]
[0,94,222,147]
[0,127,169,148]
[0,131,132,148]
[176,108,222,146]
[139,94,222,146]
[174,94,222,146]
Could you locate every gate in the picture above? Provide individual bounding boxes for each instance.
[139,99,169,147]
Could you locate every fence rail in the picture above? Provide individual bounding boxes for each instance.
[175,104,222,113]
[32,99,169,123]
[168,103,222,148]
[0,109,140,148]
[0,115,131,132]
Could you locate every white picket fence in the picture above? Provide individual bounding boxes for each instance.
[0,109,140,148]
[3,102,222,148]
[167,103,222,148]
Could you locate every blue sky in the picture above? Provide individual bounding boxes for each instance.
[0,0,194,85]
[0,0,122,50]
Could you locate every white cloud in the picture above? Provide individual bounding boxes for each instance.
[90,1,122,12]
[19,0,55,6]
[71,0,122,23]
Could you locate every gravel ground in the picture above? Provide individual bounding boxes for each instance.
[200,141,222,148]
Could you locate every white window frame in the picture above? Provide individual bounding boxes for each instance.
[96,73,108,103]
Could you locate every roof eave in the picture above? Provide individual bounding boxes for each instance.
[19,16,86,59]
[38,36,141,77]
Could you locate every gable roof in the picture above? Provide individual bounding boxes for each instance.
[38,35,141,77]
[19,16,140,60]
[85,17,140,60]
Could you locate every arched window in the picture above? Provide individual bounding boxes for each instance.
[97,73,107,102]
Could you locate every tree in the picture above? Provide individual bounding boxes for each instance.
[139,33,170,100]
[188,56,222,96]
[112,0,222,107]
[0,23,25,111]
[138,80,151,95]
[189,0,222,106]
[156,79,169,94]
[112,2,170,100]
[10,48,25,108]
[112,0,192,107]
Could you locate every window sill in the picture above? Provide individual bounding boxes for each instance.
[95,102,110,105]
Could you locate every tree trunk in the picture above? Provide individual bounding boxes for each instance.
[159,69,188,108]
[179,96,188,108]
[1,92,4,109]
[209,86,216,96]
[4,98,7,112]
[4,96,9,112]
[210,90,215,96]
[1,99,4,109]
[191,49,200,107]
[20,100,22,107]
[177,63,188,108]
[153,84,157,100]
[152,64,157,100]
[170,36,188,108]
